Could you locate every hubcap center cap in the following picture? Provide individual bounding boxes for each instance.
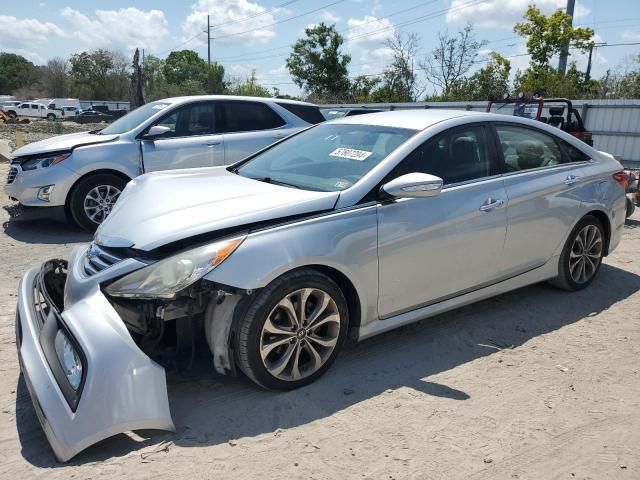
[296,328,307,340]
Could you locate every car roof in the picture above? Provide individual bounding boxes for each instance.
[158,95,317,107]
[329,109,486,130]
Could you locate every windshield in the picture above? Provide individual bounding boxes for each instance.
[236,123,416,192]
[99,101,172,134]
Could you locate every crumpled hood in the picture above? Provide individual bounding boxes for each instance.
[95,167,340,251]
[11,131,118,158]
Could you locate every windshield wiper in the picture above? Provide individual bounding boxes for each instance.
[249,176,300,189]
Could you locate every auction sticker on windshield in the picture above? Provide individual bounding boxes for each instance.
[330,148,372,161]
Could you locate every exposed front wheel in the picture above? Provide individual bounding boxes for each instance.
[69,173,127,231]
[235,269,349,390]
[550,215,605,291]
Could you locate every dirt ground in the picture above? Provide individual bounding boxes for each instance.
[0,162,638,480]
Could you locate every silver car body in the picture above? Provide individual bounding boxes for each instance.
[5,95,316,209]
[15,110,627,461]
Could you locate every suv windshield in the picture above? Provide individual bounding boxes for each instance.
[236,123,416,192]
[99,101,172,134]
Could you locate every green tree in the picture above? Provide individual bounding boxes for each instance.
[70,49,115,99]
[514,6,594,70]
[375,32,422,102]
[286,23,351,101]
[512,62,597,98]
[449,52,511,100]
[206,62,227,94]
[420,24,487,99]
[350,75,381,102]
[162,50,208,86]
[0,53,40,94]
[228,70,271,97]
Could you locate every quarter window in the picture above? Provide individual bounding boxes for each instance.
[390,126,492,185]
[495,125,563,172]
[219,101,286,133]
[561,141,591,163]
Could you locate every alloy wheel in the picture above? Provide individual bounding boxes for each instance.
[83,184,121,225]
[259,288,341,381]
[569,224,603,284]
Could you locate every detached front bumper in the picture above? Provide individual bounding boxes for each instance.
[16,260,174,462]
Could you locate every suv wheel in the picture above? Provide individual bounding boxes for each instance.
[46,113,56,121]
[69,173,127,231]
[235,269,349,390]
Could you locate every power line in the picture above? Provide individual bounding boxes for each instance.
[212,0,347,41]
[210,0,304,30]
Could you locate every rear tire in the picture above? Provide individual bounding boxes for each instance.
[550,215,605,291]
[7,111,17,119]
[46,113,56,121]
[68,173,128,232]
[626,196,636,218]
[234,269,349,390]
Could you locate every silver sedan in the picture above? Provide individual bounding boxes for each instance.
[15,109,627,461]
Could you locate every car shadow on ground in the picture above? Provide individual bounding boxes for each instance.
[15,263,640,467]
[3,219,91,244]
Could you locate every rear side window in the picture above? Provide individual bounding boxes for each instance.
[276,102,324,124]
[561,141,591,163]
[31,104,39,110]
[219,101,286,133]
[390,125,492,185]
[495,125,563,172]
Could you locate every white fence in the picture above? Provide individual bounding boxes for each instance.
[322,99,640,165]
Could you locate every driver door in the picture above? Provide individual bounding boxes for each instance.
[377,125,508,318]
[141,101,224,172]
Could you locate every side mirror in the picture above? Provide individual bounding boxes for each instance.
[381,173,443,199]
[142,125,171,140]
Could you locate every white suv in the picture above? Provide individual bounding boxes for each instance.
[5,95,324,230]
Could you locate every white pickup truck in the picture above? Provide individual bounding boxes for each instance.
[2,102,58,120]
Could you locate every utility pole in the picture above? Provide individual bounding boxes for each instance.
[207,15,211,68]
[558,0,576,74]
[585,43,594,82]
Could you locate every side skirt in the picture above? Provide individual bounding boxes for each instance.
[357,255,559,341]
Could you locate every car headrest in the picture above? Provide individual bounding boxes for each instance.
[450,137,478,161]
[516,140,545,169]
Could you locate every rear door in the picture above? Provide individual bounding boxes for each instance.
[218,101,296,164]
[377,124,508,318]
[141,101,224,172]
[494,123,595,276]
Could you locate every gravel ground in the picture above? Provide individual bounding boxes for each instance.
[0,160,638,479]
[0,120,108,152]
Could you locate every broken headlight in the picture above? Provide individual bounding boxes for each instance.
[104,235,246,299]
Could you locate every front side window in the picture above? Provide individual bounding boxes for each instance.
[31,104,39,110]
[236,123,416,191]
[219,101,286,133]
[389,125,492,185]
[152,102,216,138]
[496,125,563,172]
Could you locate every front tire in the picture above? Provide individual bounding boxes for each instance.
[550,215,605,291]
[234,269,349,390]
[69,173,127,231]
[46,113,56,121]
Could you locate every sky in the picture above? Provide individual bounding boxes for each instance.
[1,0,639,97]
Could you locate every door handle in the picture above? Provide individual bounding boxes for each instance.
[564,174,580,185]
[479,198,505,212]
[203,141,221,147]
[273,133,287,139]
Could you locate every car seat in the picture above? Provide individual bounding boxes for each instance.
[449,137,483,183]
[516,140,545,170]
[547,107,565,129]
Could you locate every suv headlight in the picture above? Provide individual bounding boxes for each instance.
[104,235,246,299]
[21,152,71,171]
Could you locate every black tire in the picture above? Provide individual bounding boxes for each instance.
[68,173,128,232]
[626,196,636,218]
[550,215,605,291]
[7,111,17,119]
[46,113,56,121]
[234,268,349,390]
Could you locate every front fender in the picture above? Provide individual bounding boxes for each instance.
[203,205,380,329]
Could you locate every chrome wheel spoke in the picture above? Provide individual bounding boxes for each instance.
[260,287,341,382]
[569,224,602,284]
[83,184,122,225]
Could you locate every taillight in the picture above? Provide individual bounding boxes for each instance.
[613,171,629,189]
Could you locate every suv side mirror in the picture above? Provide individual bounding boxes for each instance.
[381,173,443,199]
[142,125,171,140]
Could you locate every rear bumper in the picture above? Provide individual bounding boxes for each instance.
[16,261,174,462]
